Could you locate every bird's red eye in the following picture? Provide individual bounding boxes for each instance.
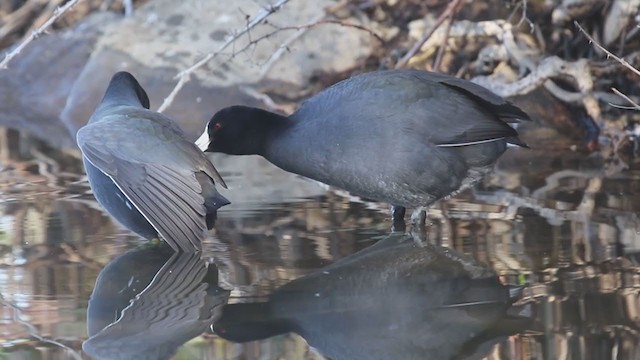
[213,123,222,131]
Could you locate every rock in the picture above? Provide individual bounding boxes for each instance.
[59,48,262,140]
[0,12,115,148]
[1,0,376,147]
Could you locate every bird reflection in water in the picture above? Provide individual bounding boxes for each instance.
[213,233,535,360]
[83,243,229,360]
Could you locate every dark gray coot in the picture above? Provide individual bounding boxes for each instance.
[196,70,529,225]
[77,71,229,252]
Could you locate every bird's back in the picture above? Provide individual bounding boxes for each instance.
[266,70,524,206]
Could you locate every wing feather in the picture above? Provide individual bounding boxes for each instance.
[118,166,206,251]
[78,137,209,252]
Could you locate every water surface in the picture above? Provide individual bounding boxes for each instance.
[1,126,639,359]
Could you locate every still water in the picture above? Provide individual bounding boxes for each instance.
[1,126,640,360]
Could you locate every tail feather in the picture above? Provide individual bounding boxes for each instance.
[506,136,529,148]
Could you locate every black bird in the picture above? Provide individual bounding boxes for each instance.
[213,233,533,360]
[196,70,529,227]
[77,71,229,252]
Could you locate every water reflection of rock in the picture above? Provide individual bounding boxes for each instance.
[213,233,534,360]
[84,243,229,360]
[211,195,391,297]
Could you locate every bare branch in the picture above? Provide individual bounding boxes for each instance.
[239,85,296,113]
[574,21,640,77]
[234,18,384,65]
[515,0,535,32]
[157,0,292,113]
[258,16,321,79]
[395,0,464,69]
[0,0,84,69]
[612,87,640,111]
[433,15,454,71]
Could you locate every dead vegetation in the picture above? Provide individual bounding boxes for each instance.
[1,0,639,159]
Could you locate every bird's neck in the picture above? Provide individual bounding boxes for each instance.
[89,82,146,123]
[236,109,292,156]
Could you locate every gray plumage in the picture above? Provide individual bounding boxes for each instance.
[77,72,229,252]
[200,70,528,215]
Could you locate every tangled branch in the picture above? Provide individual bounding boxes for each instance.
[0,0,84,69]
[574,21,640,78]
[395,0,464,69]
[156,0,291,113]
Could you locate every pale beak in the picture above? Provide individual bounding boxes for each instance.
[195,128,210,151]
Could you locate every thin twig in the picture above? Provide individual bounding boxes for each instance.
[0,0,49,44]
[235,18,383,64]
[258,18,318,78]
[239,85,296,113]
[574,21,640,77]
[157,0,292,113]
[433,14,455,72]
[0,293,83,359]
[0,0,83,69]
[612,87,640,110]
[515,0,534,32]
[395,0,464,69]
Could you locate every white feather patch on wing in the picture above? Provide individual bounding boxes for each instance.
[436,137,505,147]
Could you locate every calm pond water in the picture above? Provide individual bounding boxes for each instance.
[1,126,640,360]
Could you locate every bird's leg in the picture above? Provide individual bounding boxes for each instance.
[391,205,406,232]
[410,207,428,246]
[410,207,427,226]
[409,228,427,247]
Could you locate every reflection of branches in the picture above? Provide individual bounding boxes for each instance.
[530,170,593,199]
[0,0,83,69]
[0,293,83,359]
[156,0,291,113]
[474,171,604,226]
[60,243,105,270]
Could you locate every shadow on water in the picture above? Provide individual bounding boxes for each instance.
[1,127,640,359]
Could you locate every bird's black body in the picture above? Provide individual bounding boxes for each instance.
[83,157,157,239]
[198,70,528,223]
[77,72,229,252]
